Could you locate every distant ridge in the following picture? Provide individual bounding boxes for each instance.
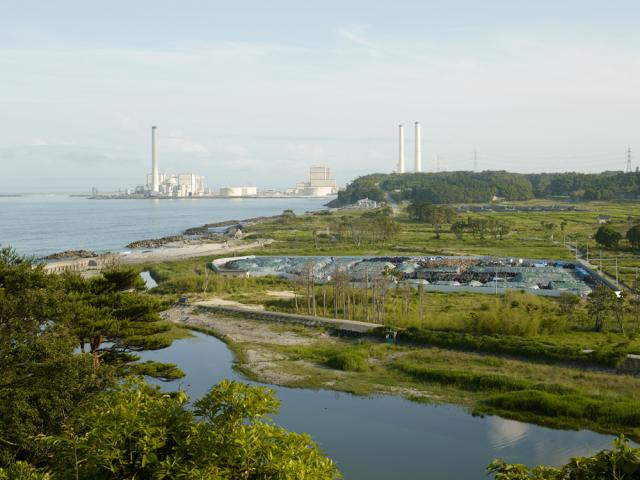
[329,170,640,207]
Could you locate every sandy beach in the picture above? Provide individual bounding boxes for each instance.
[43,239,271,273]
[118,239,270,264]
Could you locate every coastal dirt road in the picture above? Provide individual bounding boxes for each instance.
[44,239,272,274]
[118,239,272,264]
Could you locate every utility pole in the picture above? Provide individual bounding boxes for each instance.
[627,147,633,173]
[599,250,602,271]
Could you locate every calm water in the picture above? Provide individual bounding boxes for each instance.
[140,331,625,480]
[0,194,329,257]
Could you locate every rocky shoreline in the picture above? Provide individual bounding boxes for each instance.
[43,249,98,260]
[41,209,302,263]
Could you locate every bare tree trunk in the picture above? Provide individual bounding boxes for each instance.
[365,269,369,322]
[311,269,317,316]
[323,288,327,317]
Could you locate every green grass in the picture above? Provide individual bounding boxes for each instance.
[479,390,640,432]
[394,362,574,394]
[385,327,632,368]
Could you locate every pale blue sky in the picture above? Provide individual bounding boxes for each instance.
[1,1,639,192]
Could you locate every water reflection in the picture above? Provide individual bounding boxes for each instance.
[139,331,629,480]
[488,417,530,449]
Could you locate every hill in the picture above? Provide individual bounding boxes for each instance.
[329,170,640,207]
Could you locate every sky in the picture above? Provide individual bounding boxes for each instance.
[1,0,639,193]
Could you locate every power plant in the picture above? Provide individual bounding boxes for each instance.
[145,126,208,197]
[100,126,336,199]
[396,122,422,173]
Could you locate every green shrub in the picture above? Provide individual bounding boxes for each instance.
[488,436,640,480]
[326,351,369,372]
[380,327,628,367]
[481,390,640,427]
[394,362,574,394]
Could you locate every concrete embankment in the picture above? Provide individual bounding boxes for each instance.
[193,303,379,334]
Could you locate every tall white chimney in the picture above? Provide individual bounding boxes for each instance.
[414,121,422,172]
[398,124,405,173]
[151,126,159,193]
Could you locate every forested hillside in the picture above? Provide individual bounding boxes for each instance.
[330,170,640,206]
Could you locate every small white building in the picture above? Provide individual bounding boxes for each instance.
[351,198,379,209]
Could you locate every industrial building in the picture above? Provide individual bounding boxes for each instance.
[219,186,258,197]
[144,126,209,197]
[145,172,207,197]
[289,166,338,196]
[210,255,613,298]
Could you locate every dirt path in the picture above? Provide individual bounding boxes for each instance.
[162,305,436,401]
[163,305,324,384]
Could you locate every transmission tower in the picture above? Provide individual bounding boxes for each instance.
[473,150,478,172]
[627,147,633,173]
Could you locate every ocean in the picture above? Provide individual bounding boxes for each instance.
[0,194,329,257]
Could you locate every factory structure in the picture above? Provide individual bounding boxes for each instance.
[287,166,338,196]
[397,122,422,173]
[219,186,258,197]
[91,127,339,199]
[145,126,209,197]
[145,172,207,197]
[218,167,337,197]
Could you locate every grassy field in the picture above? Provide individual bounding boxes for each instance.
[183,315,640,439]
[142,200,640,437]
[143,201,640,362]
[142,199,640,285]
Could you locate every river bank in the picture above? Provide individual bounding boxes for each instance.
[161,304,640,441]
[138,329,624,480]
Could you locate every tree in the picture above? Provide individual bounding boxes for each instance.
[594,225,622,248]
[614,291,627,333]
[587,284,616,331]
[451,221,466,240]
[0,258,182,466]
[0,251,339,478]
[61,269,176,369]
[488,436,639,480]
[407,202,456,239]
[39,379,340,480]
[557,292,579,316]
[541,222,556,241]
[0,256,114,465]
[626,224,640,249]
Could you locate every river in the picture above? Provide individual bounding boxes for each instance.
[138,330,622,480]
[0,194,329,257]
